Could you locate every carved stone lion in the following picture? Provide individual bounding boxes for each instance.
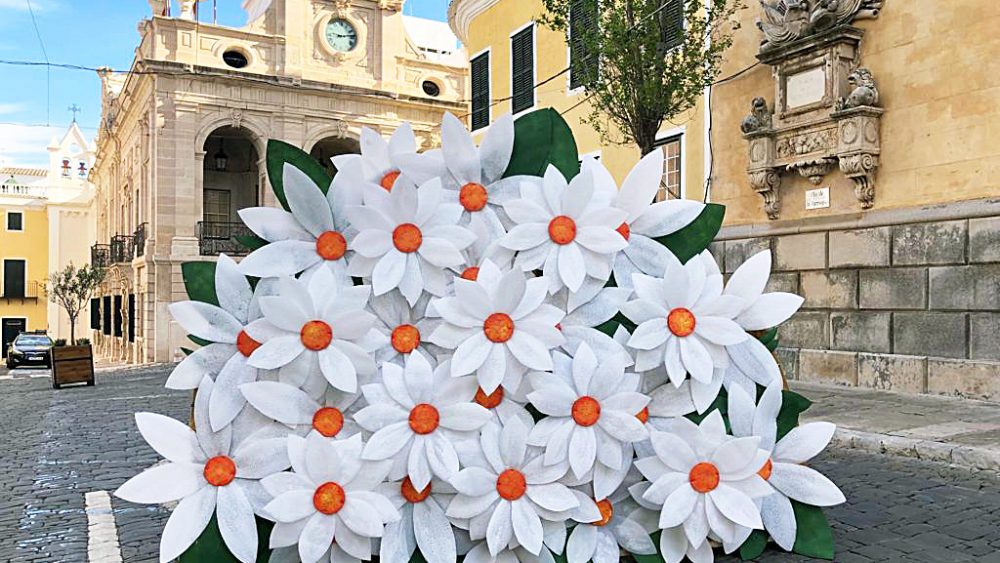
[741,97,773,134]
[837,68,879,110]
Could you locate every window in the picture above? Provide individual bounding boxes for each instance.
[90,298,100,330]
[6,211,23,232]
[655,136,683,201]
[569,0,598,90]
[128,294,136,342]
[222,50,249,69]
[511,24,535,114]
[204,189,231,224]
[659,0,684,52]
[421,80,441,97]
[113,295,123,337]
[102,296,112,335]
[2,260,25,298]
[470,51,491,131]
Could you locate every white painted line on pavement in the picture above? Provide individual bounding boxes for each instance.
[85,490,123,563]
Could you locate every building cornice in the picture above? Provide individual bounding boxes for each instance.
[447,0,501,45]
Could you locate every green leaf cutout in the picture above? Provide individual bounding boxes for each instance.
[791,501,835,560]
[188,335,213,348]
[776,390,812,441]
[739,529,770,560]
[181,262,219,306]
[266,139,333,210]
[178,515,274,563]
[502,108,580,180]
[655,203,725,264]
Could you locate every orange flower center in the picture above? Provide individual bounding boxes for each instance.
[408,403,440,435]
[391,324,421,354]
[203,455,236,487]
[483,313,515,343]
[313,482,346,514]
[689,462,720,493]
[401,476,432,503]
[496,468,527,501]
[571,396,601,427]
[758,458,773,481]
[591,499,614,527]
[300,320,333,351]
[636,406,650,424]
[312,407,345,438]
[459,182,489,212]
[616,222,631,241]
[380,170,401,192]
[474,386,505,409]
[392,223,423,253]
[548,215,577,245]
[460,266,480,281]
[315,231,347,261]
[667,308,696,337]
[236,330,262,358]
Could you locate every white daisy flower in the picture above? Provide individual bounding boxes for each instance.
[622,253,749,384]
[565,472,658,563]
[355,351,492,489]
[115,376,289,563]
[369,291,442,365]
[378,476,458,563]
[166,254,275,431]
[501,166,628,293]
[240,380,362,439]
[526,343,649,480]
[238,164,354,281]
[447,420,579,556]
[723,251,805,331]
[428,260,564,394]
[345,178,476,305]
[623,499,714,563]
[550,287,634,371]
[262,433,399,563]
[728,384,846,551]
[246,267,381,394]
[633,411,770,551]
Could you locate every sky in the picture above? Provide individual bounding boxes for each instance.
[0,0,450,167]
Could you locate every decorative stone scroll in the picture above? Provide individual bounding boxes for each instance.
[741,3,884,219]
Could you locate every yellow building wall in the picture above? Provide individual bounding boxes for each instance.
[464,0,708,201]
[0,206,50,334]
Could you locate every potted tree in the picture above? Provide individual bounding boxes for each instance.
[45,263,105,388]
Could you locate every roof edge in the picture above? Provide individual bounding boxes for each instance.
[447,0,500,45]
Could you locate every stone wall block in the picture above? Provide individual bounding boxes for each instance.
[891,220,967,266]
[859,268,927,310]
[928,265,1000,311]
[765,272,799,294]
[707,242,726,272]
[774,232,827,271]
[928,359,1000,401]
[775,347,799,381]
[893,312,967,359]
[800,270,858,309]
[829,227,891,268]
[969,217,1000,264]
[799,350,858,386]
[724,238,772,274]
[780,312,830,350]
[831,312,891,353]
[970,313,1000,361]
[858,353,927,393]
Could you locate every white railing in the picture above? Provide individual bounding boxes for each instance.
[0,183,47,197]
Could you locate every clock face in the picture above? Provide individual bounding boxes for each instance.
[325,19,358,52]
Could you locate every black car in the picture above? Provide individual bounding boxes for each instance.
[6,332,53,369]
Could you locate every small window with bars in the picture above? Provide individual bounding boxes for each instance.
[511,25,535,114]
[569,0,598,90]
[659,0,684,52]
[471,51,491,131]
[6,211,23,232]
[655,136,683,201]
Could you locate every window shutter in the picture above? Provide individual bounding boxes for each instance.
[660,0,684,51]
[511,26,534,114]
[471,52,490,131]
[569,0,598,90]
[90,298,100,330]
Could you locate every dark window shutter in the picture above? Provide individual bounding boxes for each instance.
[114,295,123,337]
[90,298,100,330]
[6,212,23,231]
[660,0,684,51]
[102,296,111,335]
[128,294,136,343]
[471,52,491,131]
[569,0,598,90]
[511,26,534,114]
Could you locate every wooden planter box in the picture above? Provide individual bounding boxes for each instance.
[51,345,95,389]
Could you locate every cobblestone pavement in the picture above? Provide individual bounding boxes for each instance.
[0,365,998,562]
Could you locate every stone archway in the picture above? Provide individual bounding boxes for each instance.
[309,136,361,178]
[201,126,260,255]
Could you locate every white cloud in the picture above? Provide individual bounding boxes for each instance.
[0,103,24,115]
[0,123,60,167]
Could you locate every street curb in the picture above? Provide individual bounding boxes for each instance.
[830,427,1000,472]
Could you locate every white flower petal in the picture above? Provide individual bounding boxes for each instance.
[134,412,199,463]
[115,462,204,504]
[413,500,458,563]
[708,485,763,529]
[159,485,217,563]
[735,292,804,331]
[774,422,836,464]
[169,301,242,343]
[768,463,846,506]
[217,483,259,563]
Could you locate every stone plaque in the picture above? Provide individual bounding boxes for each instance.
[805,186,830,209]
[786,66,826,109]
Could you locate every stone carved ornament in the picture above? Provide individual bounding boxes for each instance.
[757,0,883,49]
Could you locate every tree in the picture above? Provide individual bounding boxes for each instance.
[45,264,105,345]
[541,0,744,156]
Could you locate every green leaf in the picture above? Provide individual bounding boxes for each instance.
[776,390,812,441]
[739,529,769,560]
[266,139,333,210]
[180,347,194,356]
[791,501,835,560]
[655,203,725,264]
[630,531,662,563]
[235,234,268,252]
[188,334,213,347]
[409,550,429,563]
[502,108,580,180]
[181,262,219,306]
[757,327,778,346]
[178,515,274,563]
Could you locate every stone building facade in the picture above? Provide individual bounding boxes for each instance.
[89,0,467,364]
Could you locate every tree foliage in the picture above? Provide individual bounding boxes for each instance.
[45,263,105,344]
[541,0,744,155]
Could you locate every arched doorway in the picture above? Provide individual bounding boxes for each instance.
[309,136,361,178]
[201,127,260,255]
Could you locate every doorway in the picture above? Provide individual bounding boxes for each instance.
[2,317,27,355]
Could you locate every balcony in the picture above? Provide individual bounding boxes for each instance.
[110,235,135,264]
[134,223,148,257]
[91,244,111,269]
[2,280,40,302]
[0,182,47,198]
[197,221,252,256]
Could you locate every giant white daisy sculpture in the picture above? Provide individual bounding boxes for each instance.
[428,259,564,393]
[115,377,289,563]
[369,291,442,365]
[723,250,805,332]
[378,476,458,563]
[354,351,492,489]
[239,380,362,440]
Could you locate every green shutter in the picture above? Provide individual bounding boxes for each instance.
[471,52,491,131]
[569,0,598,90]
[511,26,534,114]
[660,0,684,51]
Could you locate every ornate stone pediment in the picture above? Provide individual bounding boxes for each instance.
[757,0,883,51]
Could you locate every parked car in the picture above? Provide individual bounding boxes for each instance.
[5,332,53,369]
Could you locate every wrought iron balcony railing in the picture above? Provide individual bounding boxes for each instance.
[1,280,40,301]
[91,244,111,269]
[110,235,135,264]
[197,221,252,256]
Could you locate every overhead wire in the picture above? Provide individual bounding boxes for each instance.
[24,0,51,125]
